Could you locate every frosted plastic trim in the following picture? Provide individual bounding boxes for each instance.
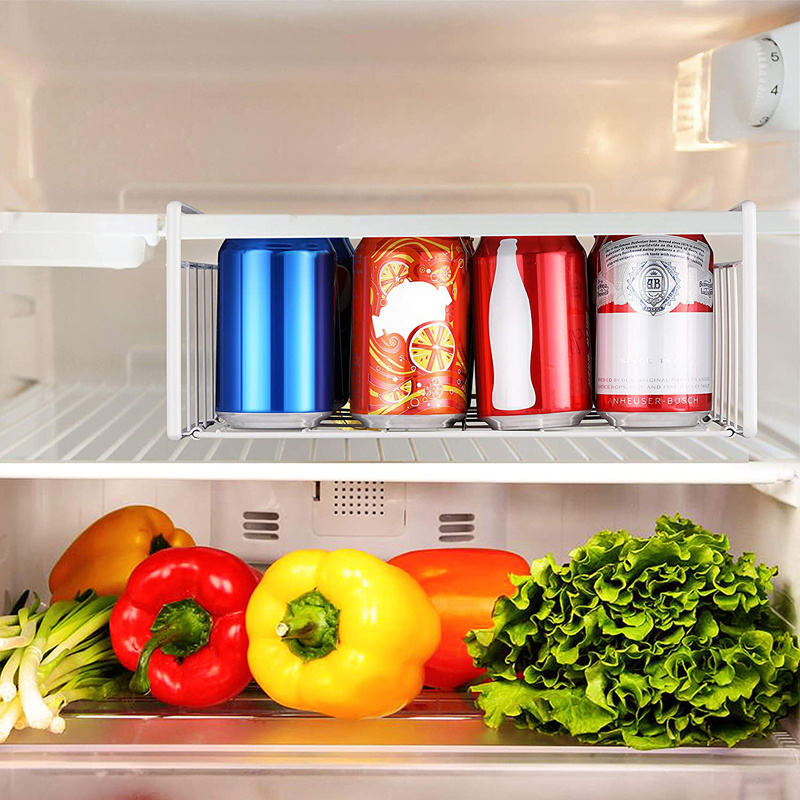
[1,695,796,773]
[0,212,159,268]
[176,209,798,238]
[0,460,794,484]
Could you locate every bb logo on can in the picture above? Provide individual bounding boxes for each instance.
[626,259,680,316]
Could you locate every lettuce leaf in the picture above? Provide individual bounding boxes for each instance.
[465,514,800,750]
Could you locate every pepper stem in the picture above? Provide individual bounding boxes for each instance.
[277,589,340,662]
[129,599,212,695]
[149,534,172,555]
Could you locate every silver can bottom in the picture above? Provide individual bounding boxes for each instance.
[599,411,707,430]
[353,413,465,431]
[219,411,332,430]
[482,410,590,431]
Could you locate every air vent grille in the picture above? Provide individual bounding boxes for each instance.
[438,512,475,542]
[772,729,799,748]
[332,481,385,517]
[242,510,280,540]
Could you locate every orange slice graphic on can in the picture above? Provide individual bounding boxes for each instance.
[431,263,452,284]
[409,321,455,373]
[379,261,408,295]
[379,379,413,405]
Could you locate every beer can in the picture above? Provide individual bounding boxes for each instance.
[330,237,354,410]
[594,234,714,429]
[351,237,470,430]
[473,236,592,430]
[216,238,335,430]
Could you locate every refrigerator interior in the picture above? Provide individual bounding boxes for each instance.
[0,478,799,799]
[0,0,798,797]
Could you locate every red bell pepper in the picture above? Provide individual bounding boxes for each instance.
[389,548,529,690]
[110,546,259,707]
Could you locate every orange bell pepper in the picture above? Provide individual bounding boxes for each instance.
[389,548,529,690]
[49,506,195,601]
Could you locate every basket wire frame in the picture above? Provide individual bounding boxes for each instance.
[180,257,745,439]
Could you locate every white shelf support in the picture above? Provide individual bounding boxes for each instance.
[736,200,758,438]
[166,201,202,440]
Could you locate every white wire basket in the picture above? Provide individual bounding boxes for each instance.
[165,200,759,442]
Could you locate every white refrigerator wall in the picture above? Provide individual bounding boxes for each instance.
[1,478,796,618]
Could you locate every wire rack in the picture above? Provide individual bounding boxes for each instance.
[167,201,758,442]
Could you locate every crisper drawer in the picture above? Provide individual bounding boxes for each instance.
[2,694,799,800]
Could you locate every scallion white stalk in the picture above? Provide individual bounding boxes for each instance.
[18,643,52,729]
[0,648,22,702]
[0,698,21,743]
[16,600,74,730]
[48,715,65,735]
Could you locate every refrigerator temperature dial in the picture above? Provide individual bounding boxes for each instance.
[743,37,784,127]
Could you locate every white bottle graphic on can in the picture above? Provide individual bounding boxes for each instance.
[489,238,536,410]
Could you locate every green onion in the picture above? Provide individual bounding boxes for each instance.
[0,590,127,741]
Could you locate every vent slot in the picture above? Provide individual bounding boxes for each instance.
[243,511,279,521]
[439,524,474,534]
[439,513,475,523]
[242,510,280,540]
[332,480,385,516]
[438,533,476,543]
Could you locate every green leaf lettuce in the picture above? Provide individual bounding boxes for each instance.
[466,514,800,749]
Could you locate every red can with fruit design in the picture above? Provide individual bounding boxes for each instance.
[351,237,471,430]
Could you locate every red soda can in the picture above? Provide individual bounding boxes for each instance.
[594,234,714,428]
[472,236,592,430]
[351,237,470,430]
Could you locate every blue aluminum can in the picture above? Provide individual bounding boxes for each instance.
[216,238,335,429]
[330,237,354,410]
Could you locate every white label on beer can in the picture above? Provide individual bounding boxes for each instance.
[596,312,713,395]
[596,235,713,398]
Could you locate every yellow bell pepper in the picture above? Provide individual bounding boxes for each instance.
[49,505,195,601]
[246,549,441,719]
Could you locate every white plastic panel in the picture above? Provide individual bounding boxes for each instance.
[175,207,799,239]
[211,481,507,563]
[0,213,160,269]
